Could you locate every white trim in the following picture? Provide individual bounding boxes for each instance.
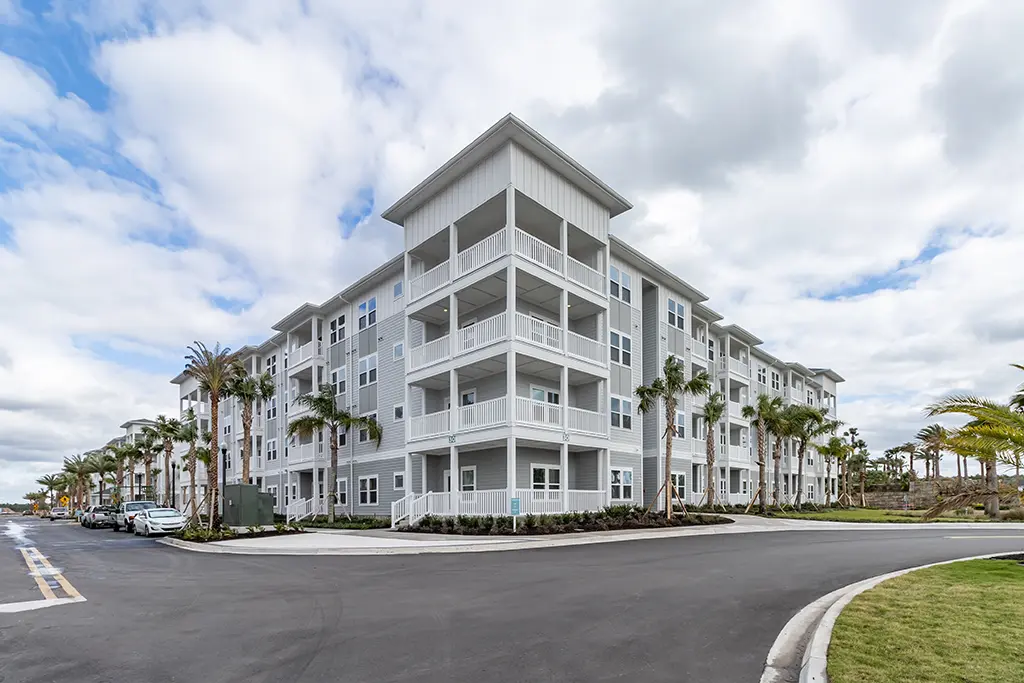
[358,353,378,388]
[393,341,404,360]
[393,280,403,299]
[609,329,632,368]
[335,478,348,506]
[459,465,477,492]
[610,395,633,430]
[460,388,477,406]
[358,412,377,443]
[393,404,404,422]
[393,471,405,491]
[529,463,561,490]
[358,475,378,505]
[529,383,560,405]
[610,466,634,501]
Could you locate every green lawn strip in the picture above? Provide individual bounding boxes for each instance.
[828,560,1024,683]
[769,508,988,523]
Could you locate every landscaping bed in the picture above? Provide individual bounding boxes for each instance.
[829,558,1024,683]
[404,505,732,535]
[173,523,305,543]
[300,515,392,530]
[762,507,992,523]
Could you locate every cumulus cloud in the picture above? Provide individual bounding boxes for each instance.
[2,0,1023,500]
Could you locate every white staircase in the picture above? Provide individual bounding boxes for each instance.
[285,497,324,523]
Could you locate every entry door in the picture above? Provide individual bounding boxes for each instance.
[443,469,451,492]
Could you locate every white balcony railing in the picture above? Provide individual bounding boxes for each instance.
[729,358,750,378]
[567,407,606,436]
[410,260,451,301]
[410,410,450,441]
[514,312,562,352]
[788,388,802,403]
[729,401,745,419]
[409,334,451,371]
[729,445,750,461]
[457,229,508,278]
[515,489,563,515]
[514,228,563,274]
[516,397,562,428]
[692,438,707,454]
[692,392,707,408]
[459,397,507,431]
[566,331,604,366]
[457,313,507,356]
[456,490,510,516]
[564,490,607,512]
[566,256,605,295]
[290,442,315,463]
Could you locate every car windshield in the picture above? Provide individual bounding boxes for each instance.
[53,508,67,512]
[125,502,156,511]
[149,510,181,518]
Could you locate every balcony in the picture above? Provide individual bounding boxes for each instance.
[691,392,707,408]
[729,445,750,461]
[567,406,606,436]
[788,388,803,403]
[514,312,562,353]
[410,410,450,440]
[409,260,452,301]
[566,256,605,295]
[514,228,562,275]
[409,335,451,371]
[692,438,706,454]
[457,313,507,356]
[408,399,604,442]
[729,401,746,419]
[728,358,750,379]
[515,396,562,429]
[458,397,507,431]
[289,442,316,464]
[566,331,605,366]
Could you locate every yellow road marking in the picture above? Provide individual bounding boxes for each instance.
[31,549,81,599]
[19,548,57,600]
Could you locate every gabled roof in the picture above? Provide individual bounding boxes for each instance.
[119,418,156,430]
[271,302,323,333]
[722,324,763,347]
[691,301,723,323]
[810,368,846,383]
[610,236,709,303]
[382,113,632,224]
[787,362,814,377]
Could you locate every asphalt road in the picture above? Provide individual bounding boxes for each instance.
[2,517,1023,683]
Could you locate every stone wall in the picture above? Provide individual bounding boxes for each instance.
[862,481,938,510]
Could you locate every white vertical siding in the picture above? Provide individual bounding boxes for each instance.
[404,145,511,249]
[510,144,610,241]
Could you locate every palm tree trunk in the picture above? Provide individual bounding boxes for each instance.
[796,441,805,509]
[188,447,198,519]
[956,453,962,488]
[985,460,999,518]
[129,465,136,500]
[164,443,173,506]
[242,401,253,484]
[208,394,220,528]
[145,459,153,495]
[825,458,832,506]
[329,427,338,523]
[665,399,675,519]
[757,419,768,514]
[859,467,866,507]
[705,430,716,508]
[773,437,783,507]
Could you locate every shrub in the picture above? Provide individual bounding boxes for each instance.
[1000,508,1024,521]
[246,525,263,535]
[402,509,732,535]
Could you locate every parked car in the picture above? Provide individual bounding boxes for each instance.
[22,510,34,516]
[49,507,69,521]
[82,506,112,529]
[133,508,187,536]
[111,501,157,533]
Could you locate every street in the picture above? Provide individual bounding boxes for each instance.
[2,517,1023,683]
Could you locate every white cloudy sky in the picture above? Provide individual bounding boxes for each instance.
[2,0,1023,502]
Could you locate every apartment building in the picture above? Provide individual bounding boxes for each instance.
[87,418,157,506]
[170,114,843,523]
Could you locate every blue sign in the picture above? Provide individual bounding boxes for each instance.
[510,498,520,516]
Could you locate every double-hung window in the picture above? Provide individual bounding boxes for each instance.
[358,297,377,330]
[266,354,277,376]
[610,331,632,367]
[336,479,348,506]
[610,468,633,500]
[667,298,685,330]
[757,367,767,385]
[358,476,378,505]
[611,396,632,430]
[329,315,346,345]
[674,411,685,438]
[708,339,715,361]
[358,354,377,387]
[670,472,685,499]
[394,281,403,299]
[331,367,346,395]
[609,265,631,303]
[393,404,404,421]
[770,372,780,391]
[266,396,277,420]
[266,439,278,462]
[359,413,377,443]
[531,465,560,490]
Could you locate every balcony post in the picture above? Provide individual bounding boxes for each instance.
[507,350,516,426]
[559,442,568,503]
[560,218,568,276]
[560,363,568,430]
[449,291,458,362]
[506,436,516,503]
[405,452,413,497]
[505,184,515,237]
[450,445,459,513]
[560,287,569,362]
[449,367,458,434]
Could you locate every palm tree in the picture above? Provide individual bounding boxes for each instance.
[814,436,847,506]
[840,428,864,505]
[848,447,871,506]
[183,341,238,527]
[1009,363,1024,412]
[702,391,726,508]
[137,428,160,497]
[153,415,183,506]
[789,407,841,509]
[287,384,382,523]
[36,474,62,507]
[742,393,784,514]
[767,408,797,507]
[62,455,91,509]
[176,410,200,517]
[226,366,276,485]
[122,443,141,500]
[635,357,710,517]
[85,451,116,505]
[897,442,918,479]
[917,424,947,480]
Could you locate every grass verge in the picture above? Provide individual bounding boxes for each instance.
[766,508,991,523]
[829,559,1024,683]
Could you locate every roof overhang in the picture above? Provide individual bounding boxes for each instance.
[722,324,763,347]
[119,418,156,429]
[787,362,814,377]
[382,114,632,224]
[170,371,189,385]
[610,236,709,303]
[811,368,846,383]
[691,301,724,323]
[271,302,323,333]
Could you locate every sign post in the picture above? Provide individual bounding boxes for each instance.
[510,497,520,533]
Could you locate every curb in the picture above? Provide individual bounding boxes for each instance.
[761,551,1022,683]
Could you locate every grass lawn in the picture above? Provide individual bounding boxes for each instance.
[768,508,989,523]
[829,559,1024,683]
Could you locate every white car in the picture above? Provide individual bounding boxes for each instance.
[133,508,187,536]
[112,501,156,532]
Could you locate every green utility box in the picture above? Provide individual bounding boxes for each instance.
[223,484,275,527]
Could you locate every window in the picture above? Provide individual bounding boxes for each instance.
[359,413,377,442]
[223,423,231,436]
[394,404,404,421]
[530,385,560,404]
[611,396,632,430]
[266,440,278,462]
[667,298,685,330]
[807,483,815,500]
[708,339,715,361]
[329,315,346,345]
[358,354,377,386]
[742,479,749,494]
[757,367,767,385]
[393,472,405,491]
[531,465,560,490]
[674,411,685,439]
[358,476,378,505]
[611,468,633,500]
[460,389,476,406]
[807,390,814,405]
[394,281,403,299]
[460,466,477,492]
[670,472,685,500]
[609,265,631,304]
[336,479,348,506]
[331,367,346,395]
[339,429,346,447]
[266,396,277,420]
[393,342,404,360]
[807,451,814,466]
[266,354,277,376]
[267,486,278,507]
[610,331,632,366]
[770,371,780,391]
[358,297,377,330]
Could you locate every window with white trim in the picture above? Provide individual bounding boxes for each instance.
[460,466,477,492]
[708,339,715,361]
[329,315,346,345]
[610,331,632,367]
[674,411,686,439]
[807,389,814,405]
[266,354,277,376]
[807,450,814,466]
[359,413,377,443]
[692,416,707,440]
[358,297,377,330]
[393,472,405,491]
[331,366,346,396]
[667,298,685,330]
[670,472,686,499]
[266,396,277,420]
[609,265,631,304]
[530,385,560,405]
[338,429,346,447]
[394,281,403,299]
[393,404,404,421]
[393,342,404,360]
[267,485,278,507]
[358,354,377,387]
[358,475,377,505]
[611,468,633,500]
[336,478,348,506]
[807,483,815,500]
[770,371,780,391]
[266,439,278,462]
[611,396,632,430]
[531,465,560,490]
[757,366,767,385]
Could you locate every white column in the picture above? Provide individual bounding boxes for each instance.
[311,316,317,359]
[560,363,568,430]
[560,218,568,274]
[505,184,515,234]
[449,367,458,433]
[450,221,458,273]
[405,452,413,497]
[450,445,460,513]
[313,465,319,509]
[560,442,569,495]
[449,291,459,359]
[421,454,428,494]
[507,436,517,495]
[600,449,610,506]
[507,259,517,427]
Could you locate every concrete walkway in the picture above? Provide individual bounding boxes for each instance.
[158,516,1024,556]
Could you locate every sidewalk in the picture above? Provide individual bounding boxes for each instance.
[158,516,1024,556]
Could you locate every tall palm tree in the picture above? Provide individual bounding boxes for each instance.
[767,408,798,507]
[122,443,141,500]
[62,455,91,509]
[897,442,918,480]
[288,384,382,523]
[137,428,160,497]
[814,436,847,506]
[702,391,726,508]
[85,451,116,505]
[183,341,238,527]
[153,415,183,506]
[742,393,784,514]
[917,424,947,480]
[635,358,710,517]
[848,447,871,506]
[840,428,864,505]
[36,474,62,507]
[176,410,200,517]
[226,366,276,485]
[789,407,841,509]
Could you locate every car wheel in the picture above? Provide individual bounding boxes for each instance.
[112,523,119,532]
